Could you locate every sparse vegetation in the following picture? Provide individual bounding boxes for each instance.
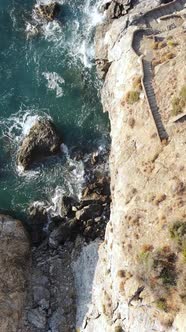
[125,90,140,105]
[156,298,168,311]
[152,51,175,68]
[171,97,184,116]
[151,40,166,50]
[137,245,177,311]
[132,76,142,91]
[124,76,142,106]
[152,59,161,67]
[171,85,186,116]
[161,52,175,62]
[169,221,186,245]
[153,193,166,205]
[180,85,186,101]
[182,243,186,262]
[141,244,154,253]
[167,40,178,48]
[115,326,123,332]
[170,221,186,263]
[117,270,126,278]
[128,117,135,128]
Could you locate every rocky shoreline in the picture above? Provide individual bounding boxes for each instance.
[1,0,186,331]
[0,115,111,331]
[0,1,111,332]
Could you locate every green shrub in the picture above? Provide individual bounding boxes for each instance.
[137,246,177,307]
[167,40,178,47]
[170,222,186,263]
[169,221,186,245]
[153,249,177,287]
[159,267,176,286]
[132,76,142,91]
[179,85,186,102]
[182,244,186,262]
[156,298,168,311]
[126,90,140,105]
[115,327,123,332]
[171,85,186,116]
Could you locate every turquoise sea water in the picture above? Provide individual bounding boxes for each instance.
[0,0,109,219]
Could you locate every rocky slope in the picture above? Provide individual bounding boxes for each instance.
[0,215,30,332]
[1,1,186,332]
[81,1,186,331]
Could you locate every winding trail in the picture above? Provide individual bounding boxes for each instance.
[132,0,186,27]
[131,0,186,141]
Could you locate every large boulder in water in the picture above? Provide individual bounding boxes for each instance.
[17,118,61,170]
[34,2,60,21]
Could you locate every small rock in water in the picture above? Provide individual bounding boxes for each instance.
[34,2,60,21]
[17,118,62,170]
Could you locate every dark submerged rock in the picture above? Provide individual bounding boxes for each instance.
[49,218,79,248]
[17,119,61,170]
[29,149,111,247]
[34,2,60,21]
[75,203,104,221]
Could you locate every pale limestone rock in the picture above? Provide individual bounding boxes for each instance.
[83,2,186,331]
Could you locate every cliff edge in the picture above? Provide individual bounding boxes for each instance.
[82,1,186,331]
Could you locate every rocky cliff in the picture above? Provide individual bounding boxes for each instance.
[82,0,186,331]
[1,1,186,332]
[0,215,30,332]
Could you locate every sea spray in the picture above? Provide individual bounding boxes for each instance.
[0,0,109,216]
[42,72,65,97]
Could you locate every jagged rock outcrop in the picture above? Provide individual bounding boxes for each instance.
[95,0,165,79]
[23,240,77,332]
[34,2,60,21]
[0,215,30,332]
[17,119,61,170]
[27,148,111,247]
[102,0,133,20]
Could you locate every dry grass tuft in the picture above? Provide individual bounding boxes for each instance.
[132,76,142,91]
[125,90,140,105]
[167,40,178,48]
[171,85,186,116]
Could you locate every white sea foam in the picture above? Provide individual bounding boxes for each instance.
[17,165,40,178]
[42,72,65,97]
[47,156,85,217]
[84,0,104,27]
[28,0,105,68]
[60,143,69,156]
[25,22,39,38]
[74,0,105,67]
[0,107,50,144]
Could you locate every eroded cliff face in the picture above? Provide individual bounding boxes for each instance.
[82,1,186,331]
[0,215,30,332]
